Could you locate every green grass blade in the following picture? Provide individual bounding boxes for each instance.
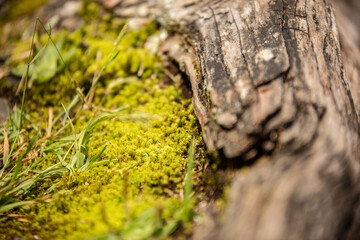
[87,159,116,170]
[114,22,128,46]
[10,132,39,185]
[29,38,50,65]
[6,177,38,197]
[89,143,108,164]
[81,143,109,172]
[61,104,77,138]
[78,111,125,148]
[184,140,195,202]
[106,50,120,67]
[54,94,80,125]
[85,23,128,102]
[0,200,35,213]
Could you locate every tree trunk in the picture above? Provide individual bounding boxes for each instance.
[105,0,360,239]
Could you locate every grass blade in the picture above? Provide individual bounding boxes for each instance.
[89,143,108,164]
[80,143,109,172]
[114,22,128,46]
[53,94,80,125]
[87,159,116,170]
[106,50,120,67]
[10,133,39,185]
[184,139,195,202]
[29,37,50,65]
[85,23,128,102]
[0,200,35,213]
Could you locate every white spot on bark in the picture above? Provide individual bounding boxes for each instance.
[273,32,280,39]
[255,49,275,63]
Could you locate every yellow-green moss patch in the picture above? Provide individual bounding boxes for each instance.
[1,10,203,239]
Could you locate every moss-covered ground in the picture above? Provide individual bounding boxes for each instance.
[0,1,218,239]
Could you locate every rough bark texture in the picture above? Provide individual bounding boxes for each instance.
[101,0,360,239]
[157,0,360,239]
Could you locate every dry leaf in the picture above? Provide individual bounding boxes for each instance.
[16,70,26,96]
[17,218,30,223]
[3,129,9,165]
[7,214,25,218]
[42,195,52,201]
[0,67,10,79]
[10,143,26,160]
[33,235,41,240]
[47,107,54,137]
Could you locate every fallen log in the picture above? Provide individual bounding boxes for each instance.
[101,0,360,238]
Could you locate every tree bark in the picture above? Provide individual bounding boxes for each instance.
[103,0,360,239]
[157,0,360,239]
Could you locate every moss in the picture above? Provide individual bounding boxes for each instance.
[0,8,206,240]
[0,0,49,22]
[2,19,160,119]
[1,81,197,239]
[80,0,102,23]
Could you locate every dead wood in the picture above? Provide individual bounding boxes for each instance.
[99,0,360,239]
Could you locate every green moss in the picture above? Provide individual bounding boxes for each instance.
[0,10,205,240]
[1,82,197,239]
[80,0,102,23]
[1,0,49,22]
